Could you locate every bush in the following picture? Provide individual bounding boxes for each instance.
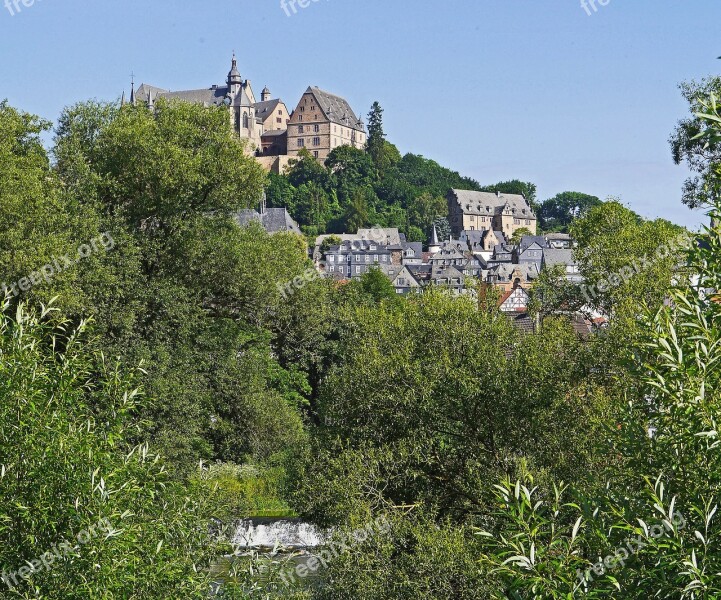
[0,302,222,598]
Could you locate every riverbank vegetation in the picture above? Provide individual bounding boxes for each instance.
[0,78,719,598]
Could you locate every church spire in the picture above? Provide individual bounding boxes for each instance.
[227,52,242,86]
[428,223,441,254]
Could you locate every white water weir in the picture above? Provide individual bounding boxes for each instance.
[232,518,327,549]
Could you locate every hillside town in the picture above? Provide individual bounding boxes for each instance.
[243,188,578,314]
[122,55,597,319]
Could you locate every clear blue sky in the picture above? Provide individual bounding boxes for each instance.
[1,0,718,228]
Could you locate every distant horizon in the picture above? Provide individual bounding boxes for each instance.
[1,0,717,230]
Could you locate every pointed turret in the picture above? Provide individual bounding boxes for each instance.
[121,91,126,106]
[130,80,136,105]
[428,223,442,254]
[147,89,154,109]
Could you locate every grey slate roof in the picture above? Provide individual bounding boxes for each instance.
[254,99,281,120]
[430,265,465,283]
[488,262,540,281]
[519,236,548,251]
[261,129,287,138]
[356,228,402,245]
[402,242,423,256]
[429,247,466,261]
[234,208,301,234]
[449,189,536,218]
[307,87,365,132]
[543,248,576,267]
[136,83,253,108]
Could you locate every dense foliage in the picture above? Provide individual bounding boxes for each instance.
[266,102,597,242]
[0,76,716,599]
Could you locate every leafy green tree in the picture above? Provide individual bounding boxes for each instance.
[51,99,314,469]
[570,200,689,317]
[286,147,329,189]
[266,171,296,210]
[293,181,332,228]
[342,189,370,233]
[366,101,386,173]
[670,77,721,208]
[408,192,447,235]
[358,266,398,304]
[405,225,425,243]
[320,235,343,254]
[293,291,608,525]
[90,99,266,224]
[313,510,491,600]
[0,101,97,313]
[0,303,222,598]
[538,191,601,232]
[509,227,534,245]
[379,153,481,205]
[325,145,377,206]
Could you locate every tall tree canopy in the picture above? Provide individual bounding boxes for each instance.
[670,76,721,209]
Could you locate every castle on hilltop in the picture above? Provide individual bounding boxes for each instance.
[128,53,366,171]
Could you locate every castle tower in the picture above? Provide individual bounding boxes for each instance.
[227,53,242,98]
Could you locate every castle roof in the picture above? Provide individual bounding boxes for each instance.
[305,86,365,132]
[449,189,536,219]
[254,98,282,120]
[135,82,254,108]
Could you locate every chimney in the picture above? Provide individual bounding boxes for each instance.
[496,191,501,198]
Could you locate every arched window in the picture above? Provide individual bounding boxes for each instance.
[234,112,240,132]
[243,112,249,129]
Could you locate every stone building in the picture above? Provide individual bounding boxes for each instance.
[254,87,290,131]
[256,88,291,156]
[286,87,366,162]
[447,189,538,238]
[133,54,279,155]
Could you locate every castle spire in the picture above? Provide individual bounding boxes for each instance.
[227,52,242,86]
